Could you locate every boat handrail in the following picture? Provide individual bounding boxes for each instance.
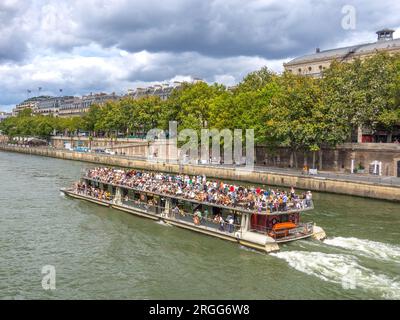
[120,196,242,232]
[82,176,314,216]
[74,189,114,203]
[69,187,242,235]
[251,221,314,237]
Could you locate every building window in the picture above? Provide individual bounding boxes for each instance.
[298,68,302,73]
[308,66,312,72]
[319,65,323,70]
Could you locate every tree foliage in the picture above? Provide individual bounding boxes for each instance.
[1,52,399,151]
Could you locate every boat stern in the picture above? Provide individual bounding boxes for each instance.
[265,242,280,253]
[311,225,327,241]
[240,231,280,253]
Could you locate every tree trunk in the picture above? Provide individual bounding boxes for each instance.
[304,152,308,167]
[318,149,323,170]
[289,151,294,168]
[312,151,316,169]
[357,125,363,143]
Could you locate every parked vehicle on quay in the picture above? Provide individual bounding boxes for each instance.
[74,146,90,153]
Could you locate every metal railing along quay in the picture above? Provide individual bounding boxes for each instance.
[2,143,400,187]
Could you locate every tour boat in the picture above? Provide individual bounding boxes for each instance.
[61,169,326,253]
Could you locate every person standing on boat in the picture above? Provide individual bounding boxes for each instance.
[203,208,209,223]
[306,191,312,207]
[267,196,273,213]
[227,215,234,233]
[172,205,180,219]
[290,186,295,198]
[218,215,225,231]
[283,194,288,211]
[194,209,202,225]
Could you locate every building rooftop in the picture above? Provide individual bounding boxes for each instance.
[285,29,399,66]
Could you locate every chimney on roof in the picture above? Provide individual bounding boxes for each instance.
[316,48,321,53]
[377,28,394,41]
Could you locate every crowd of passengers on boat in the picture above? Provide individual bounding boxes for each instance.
[82,167,313,213]
[74,183,240,233]
[76,184,112,201]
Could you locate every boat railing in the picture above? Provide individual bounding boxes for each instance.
[122,199,158,214]
[171,210,242,235]
[120,197,241,235]
[73,189,114,203]
[265,200,314,214]
[250,221,314,239]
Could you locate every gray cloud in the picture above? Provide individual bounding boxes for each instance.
[74,0,400,59]
[1,0,400,110]
[124,52,277,83]
[0,1,30,62]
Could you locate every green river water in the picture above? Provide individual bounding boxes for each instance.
[0,151,399,299]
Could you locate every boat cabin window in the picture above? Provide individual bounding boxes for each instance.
[281,215,289,223]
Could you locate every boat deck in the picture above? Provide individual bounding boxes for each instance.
[82,176,315,216]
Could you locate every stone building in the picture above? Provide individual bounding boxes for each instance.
[12,96,52,116]
[57,93,120,117]
[284,29,400,77]
[126,81,183,100]
[34,96,64,116]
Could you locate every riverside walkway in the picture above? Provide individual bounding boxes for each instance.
[213,163,400,187]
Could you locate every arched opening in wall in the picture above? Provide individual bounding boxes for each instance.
[308,66,312,72]
[397,161,400,177]
[298,68,302,74]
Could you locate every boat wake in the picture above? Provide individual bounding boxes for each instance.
[324,237,400,263]
[271,251,400,299]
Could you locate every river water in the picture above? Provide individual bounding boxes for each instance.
[0,151,399,300]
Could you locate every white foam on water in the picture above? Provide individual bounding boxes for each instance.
[324,237,400,263]
[271,250,400,299]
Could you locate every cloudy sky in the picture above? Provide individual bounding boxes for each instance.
[1,0,400,111]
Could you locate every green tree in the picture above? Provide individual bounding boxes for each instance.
[266,72,323,168]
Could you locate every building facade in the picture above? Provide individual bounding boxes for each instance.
[284,29,400,77]
[12,96,48,116]
[12,79,198,119]
[58,93,120,117]
[35,97,62,116]
[126,81,183,100]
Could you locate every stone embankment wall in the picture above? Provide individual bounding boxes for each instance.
[257,143,400,177]
[1,144,400,202]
